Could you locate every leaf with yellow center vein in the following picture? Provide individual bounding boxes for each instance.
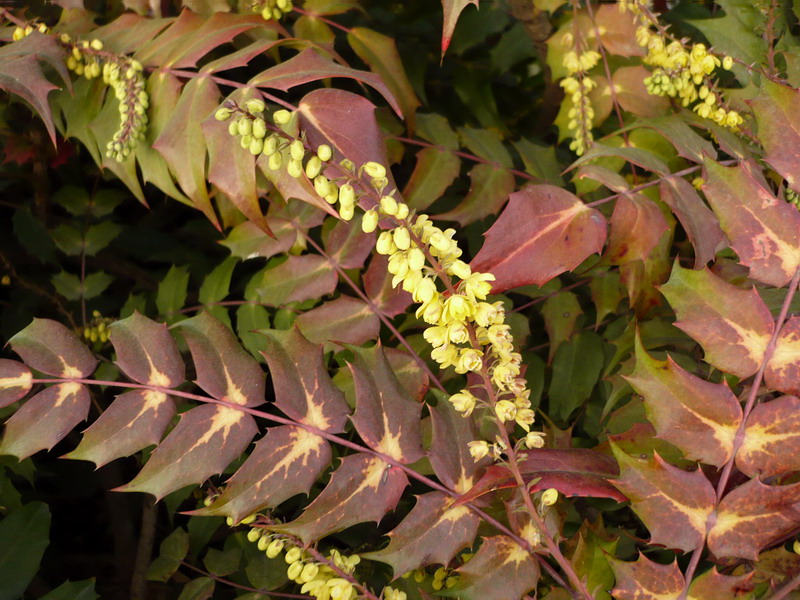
[737,395,800,478]
[9,318,97,379]
[608,553,684,600]
[765,316,800,396]
[109,312,184,387]
[0,360,32,408]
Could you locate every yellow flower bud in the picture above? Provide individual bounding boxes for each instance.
[495,399,517,422]
[393,227,410,250]
[362,209,379,233]
[317,144,332,161]
[268,151,283,171]
[287,561,303,581]
[290,140,305,161]
[247,528,263,543]
[245,98,266,113]
[257,534,271,551]
[237,118,252,136]
[305,156,322,179]
[380,195,398,215]
[449,390,477,416]
[285,546,302,564]
[273,109,292,125]
[252,117,267,139]
[363,161,386,178]
[339,203,355,221]
[541,488,559,506]
[376,231,395,255]
[266,538,285,558]
[468,440,490,461]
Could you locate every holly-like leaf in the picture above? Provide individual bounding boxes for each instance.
[470,185,607,292]
[246,255,338,307]
[429,397,486,494]
[609,553,684,600]
[625,335,742,467]
[363,254,414,317]
[610,443,715,552]
[702,160,800,287]
[192,426,331,523]
[322,215,375,270]
[441,0,479,57]
[65,390,176,468]
[612,66,669,118]
[0,383,91,460]
[117,404,257,500]
[259,326,350,432]
[737,395,800,478]
[176,312,266,407]
[221,219,296,261]
[447,535,539,600]
[0,360,32,408]
[0,502,51,600]
[109,312,185,387]
[363,492,479,577]
[605,194,669,265]
[659,263,774,378]
[295,296,380,346]
[348,344,424,463]
[765,317,800,395]
[273,454,408,544]
[402,147,461,211]
[687,568,755,600]
[541,291,583,362]
[438,164,515,226]
[707,478,800,560]
[659,176,725,269]
[9,319,97,378]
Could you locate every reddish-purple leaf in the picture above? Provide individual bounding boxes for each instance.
[363,491,480,577]
[0,383,90,459]
[348,344,424,463]
[766,317,800,396]
[295,296,380,346]
[247,255,338,307]
[451,535,539,600]
[9,318,97,378]
[610,443,715,552]
[708,478,800,560]
[92,13,172,56]
[749,79,800,193]
[201,39,278,74]
[221,219,296,260]
[609,553,684,600]
[596,4,645,57]
[273,453,408,544]
[176,312,266,407]
[64,390,176,468]
[191,425,331,523]
[737,395,800,478]
[0,360,32,408]
[613,66,669,117]
[702,160,800,287]
[117,404,257,500]
[250,48,401,117]
[165,12,264,69]
[259,326,350,432]
[438,164,515,226]
[133,10,204,65]
[625,335,742,467]
[322,214,376,269]
[441,0,479,56]
[688,568,755,600]
[429,398,487,494]
[659,176,725,268]
[470,185,607,292]
[257,151,339,218]
[659,263,774,378]
[605,194,669,265]
[363,254,413,317]
[109,312,185,387]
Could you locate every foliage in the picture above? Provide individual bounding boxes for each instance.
[1,0,800,599]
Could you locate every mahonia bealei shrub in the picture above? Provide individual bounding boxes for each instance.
[249,0,294,22]
[559,35,600,156]
[620,0,743,128]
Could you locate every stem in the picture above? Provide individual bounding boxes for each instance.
[771,571,800,600]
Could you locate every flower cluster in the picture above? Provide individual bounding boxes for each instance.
[12,22,49,40]
[621,1,743,129]
[559,40,599,156]
[81,310,113,346]
[60,34,149,162]
[250,0,294,21]
[786,187,800,210]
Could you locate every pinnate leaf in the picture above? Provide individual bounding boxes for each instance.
[702,159,800,287]
[295,296,380,346]
[246,255,337,307]
[737,395,800,478]
[625,335,742,467]
[610,442,715,552]
[0,360,32,408]
[659,263,774,378]
[9,319,97,378]
[609,553,683,600]
[109,312,185,387]
[470,185,606,292]
[177,312,265,407]
[749,79,800,193]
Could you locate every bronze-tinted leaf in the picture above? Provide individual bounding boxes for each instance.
[247,255,338,307]
[687,567,755,600]
[470,185,607,292]
[64,390,176,468]
[765,317,800,396]
[596,4,644,57]
[659,176,725,269]
[609,553,683,600]
[449,535,539,600]
[612,66,668,117]
[193,426,331,523]
[363,254,413,317]
[295,296,380,346]
[605,194,669,265]
[322,215,375,270]
[429,398,486,494]
[702,160,800,287]
[402,147,461,211]
[9,318,97,378]
[749,79,800,193]
[0,383,90,459]
[438,164,515,226]
[117,404,257,500]
[441,0,478,56]
[707,478,800,560]
[610,443,715,552]
[259,326,350,432]
[348,344,424,463]
[363,492,479,577]
[273,453,407,544]
[109,312,184,387]
[659,263,774,378]
[164,12,263,69]
[737,395,800,478]
[176,312,265,407]
[0,360,32,408]
[625,335,742,467]
[221,219,296,260]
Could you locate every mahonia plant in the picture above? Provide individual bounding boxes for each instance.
[2,1,800,600]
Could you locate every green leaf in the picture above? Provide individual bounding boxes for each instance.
[438,164,515,226]
[147,527,189,582]
[457,126,512,167]
[541,291,583,362]
[403,147,461,211]
[39,579,98,600]
[203,547,241,576]
[12,206,58,264]
[84,222,123,256]
[236,303,271,360]
[156,265,190,318]
[0,502,51,600]
[548,332,604,423]
[750,79,800,192]
[199,256,239,306]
